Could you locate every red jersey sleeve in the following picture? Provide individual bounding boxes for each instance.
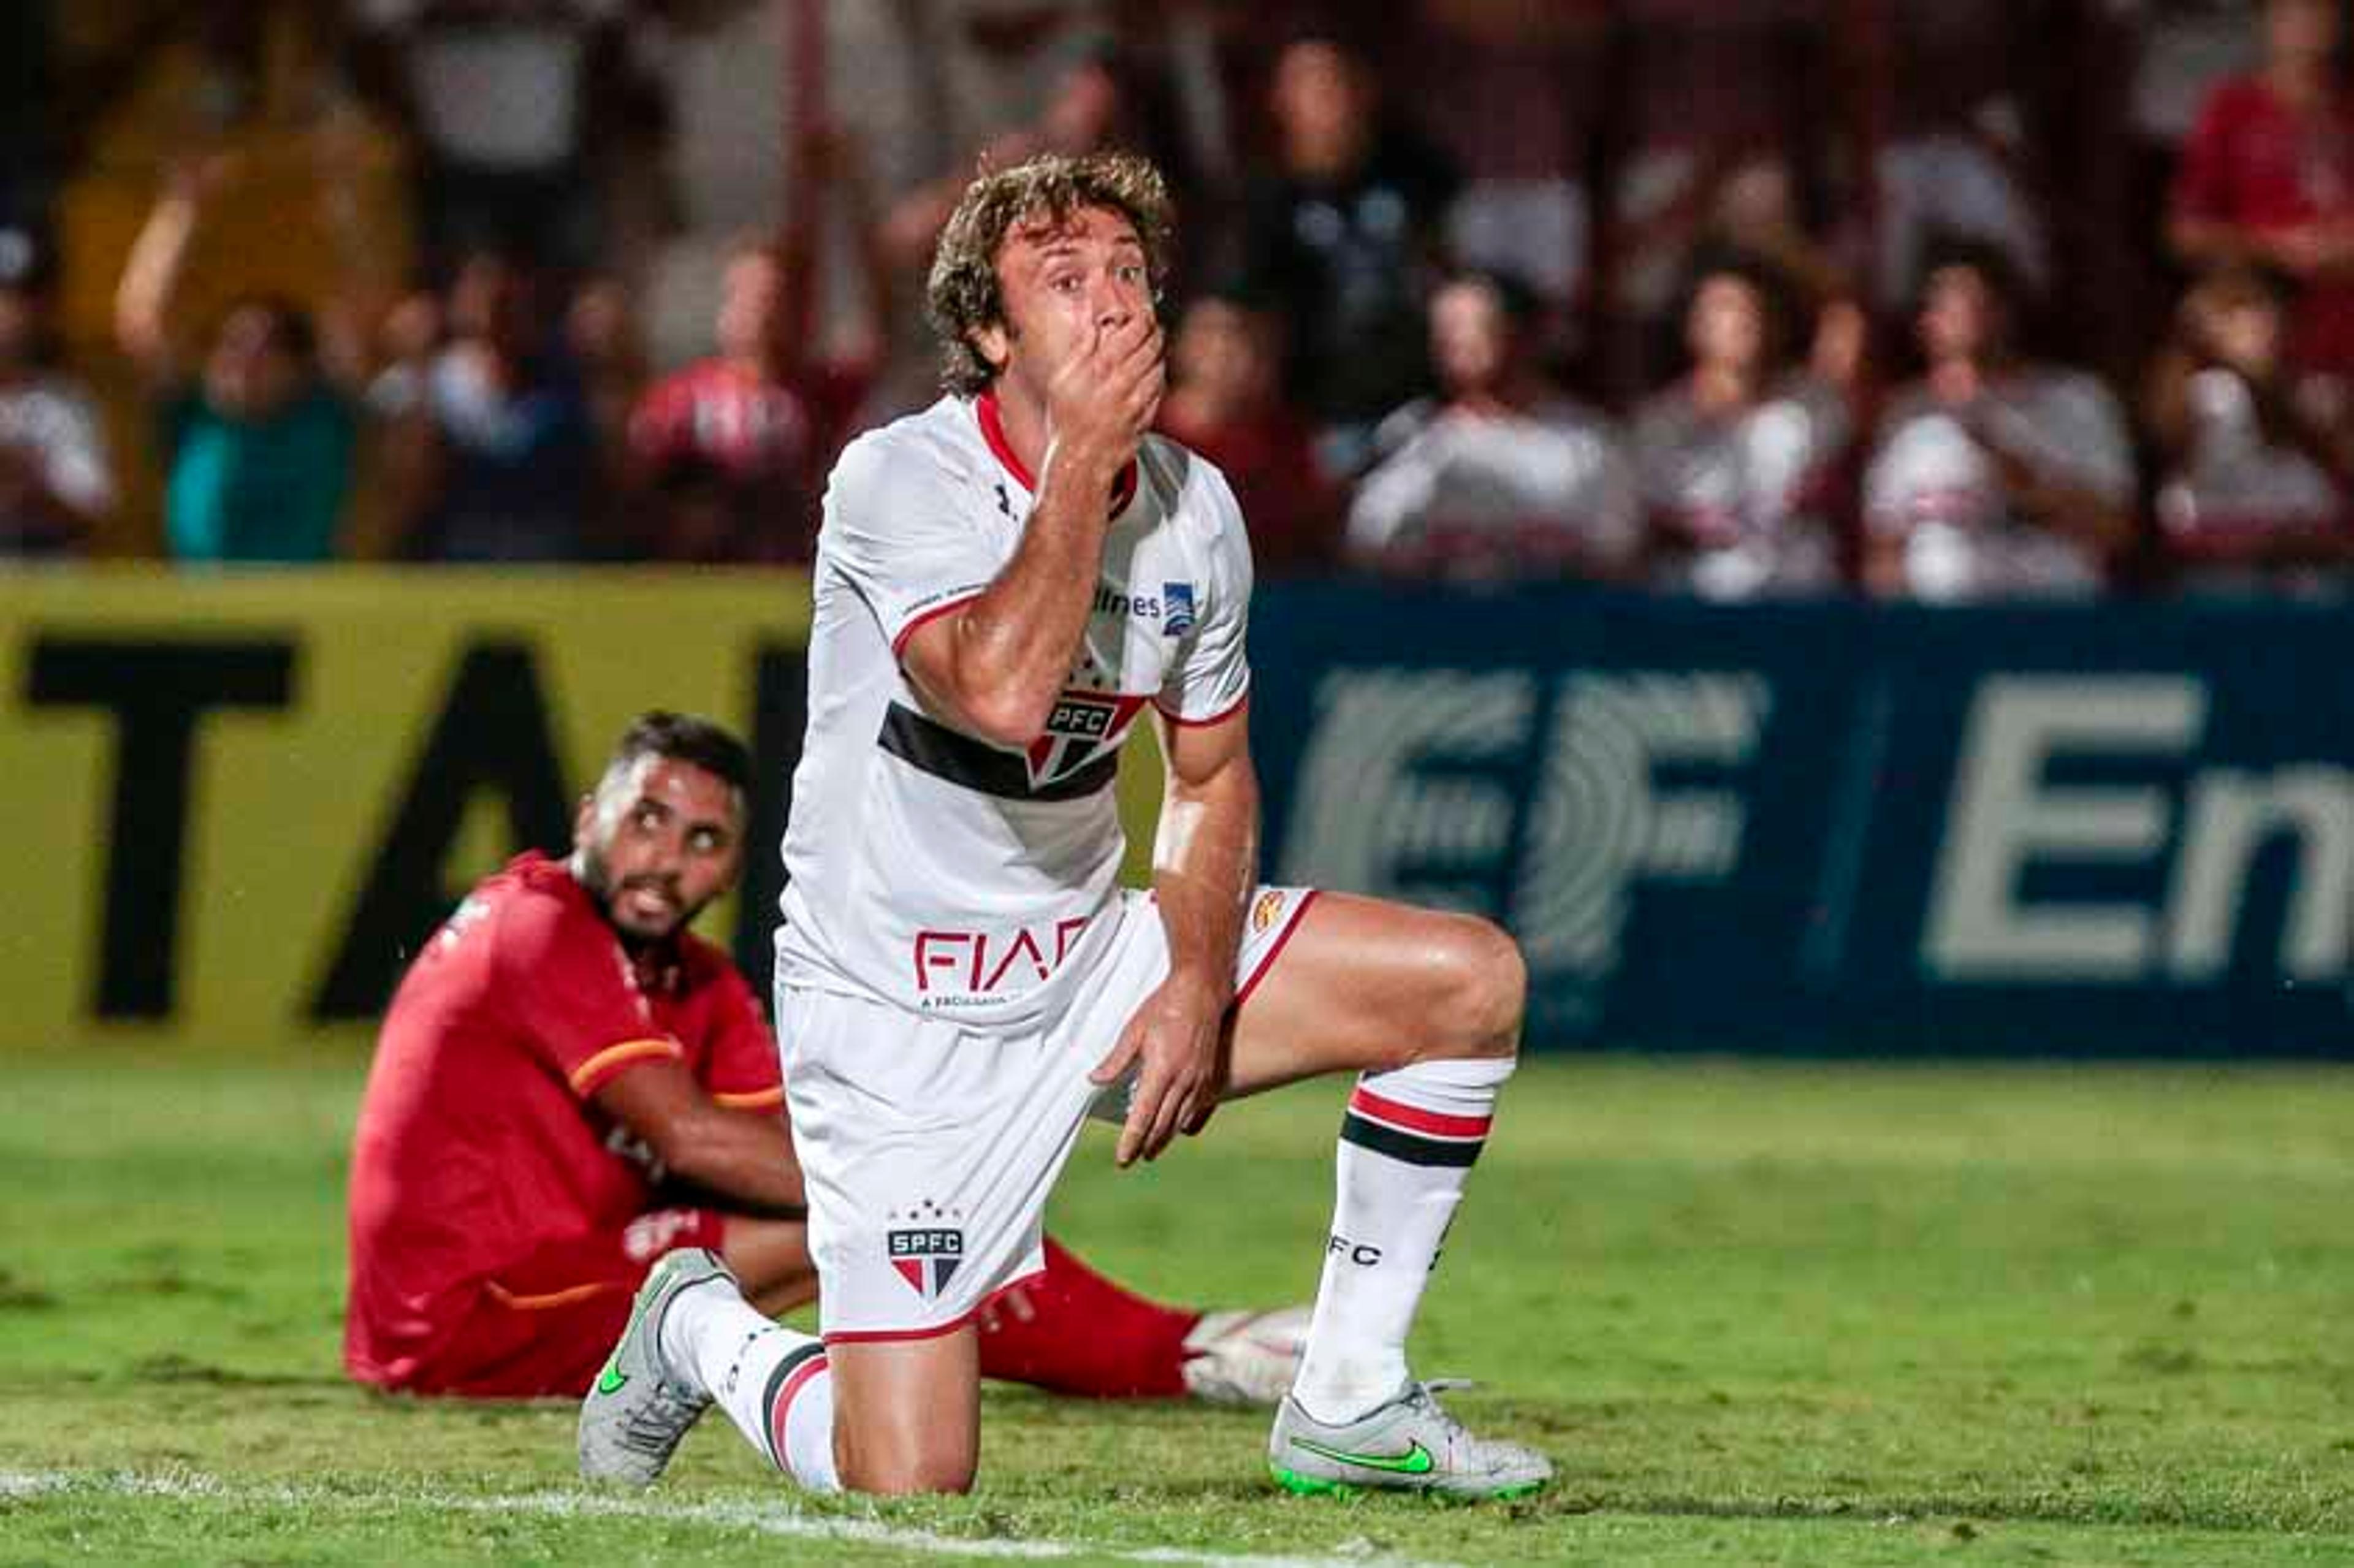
[493,889,684,1099]
[696,953,785,1113]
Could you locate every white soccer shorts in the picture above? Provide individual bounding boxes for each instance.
[776,885,1319,1343]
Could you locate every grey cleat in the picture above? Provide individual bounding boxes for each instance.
[1268,1379,1552,1500]
[577,1247,731,1486]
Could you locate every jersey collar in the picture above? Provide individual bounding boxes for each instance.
[975,389,1140,514]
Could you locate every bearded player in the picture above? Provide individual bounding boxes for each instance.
[581,154,1550,1499]
[345,710,1304,1406]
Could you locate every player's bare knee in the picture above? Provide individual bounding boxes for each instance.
[836,1434,977,1496]
[1433,917,1525,1062]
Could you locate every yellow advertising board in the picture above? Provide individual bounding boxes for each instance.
[1,567,1164,1054]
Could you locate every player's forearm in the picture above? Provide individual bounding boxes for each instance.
[659,1111,807,1219]
[936,451,1121,743]
[1151,757,1259,1000]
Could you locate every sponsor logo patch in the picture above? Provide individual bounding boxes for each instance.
[1250,888,1288,934]
[1163,581,1197,637]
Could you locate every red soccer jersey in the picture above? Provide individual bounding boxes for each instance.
[2174,75,2354,371]
[343,852,782,1389]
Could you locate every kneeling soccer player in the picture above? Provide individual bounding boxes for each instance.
[581,153,1548,1499]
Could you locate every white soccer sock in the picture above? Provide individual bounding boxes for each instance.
[1292,1054,1514,1425]
[661,1280,839,1493]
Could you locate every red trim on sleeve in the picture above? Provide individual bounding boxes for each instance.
[1156,688,1250,729]
[1233,889,1320,1011]
[1347,1086,1493,1140]
[891,591,986,659]
[820,1266,1049,1345]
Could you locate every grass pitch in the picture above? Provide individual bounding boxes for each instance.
[2,1052,2352,1565]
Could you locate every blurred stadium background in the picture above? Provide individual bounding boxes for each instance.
[7,3,2354,1559]
[3,0,2350,1060]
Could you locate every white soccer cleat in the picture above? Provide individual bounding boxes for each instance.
[1268,1378,1552,1499]
[577,1247,729,1486]
[1179,1304,1312,1407]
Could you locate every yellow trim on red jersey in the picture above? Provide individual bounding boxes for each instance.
[711,1086,785,1111]
[567,1037,684,1094]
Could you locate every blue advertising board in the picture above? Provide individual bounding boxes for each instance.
[1248,584,2354,1059]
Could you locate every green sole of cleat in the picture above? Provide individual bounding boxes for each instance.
[1270,1465,1355,1498]
[1268,1464,1548,1502]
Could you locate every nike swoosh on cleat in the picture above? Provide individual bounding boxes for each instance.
[1287,1435,1434,1475]
[595,1366,629,1396]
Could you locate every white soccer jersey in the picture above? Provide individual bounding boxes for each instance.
[1346,395,1640,579]
[775,392,1254,1032]
[1864,370,2133,601]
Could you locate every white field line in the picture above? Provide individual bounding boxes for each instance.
[0,1469,1460,1568]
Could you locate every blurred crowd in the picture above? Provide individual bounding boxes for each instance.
[8,0,2354,599]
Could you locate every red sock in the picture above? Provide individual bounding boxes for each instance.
[974,1236,1200,1398]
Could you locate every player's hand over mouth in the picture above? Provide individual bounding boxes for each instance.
[1044,310,1164,477]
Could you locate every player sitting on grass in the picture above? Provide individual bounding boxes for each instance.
[344,710,1304,1406]
[581,152,1549,1501]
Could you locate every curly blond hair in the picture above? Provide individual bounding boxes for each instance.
[925,151,1175,397]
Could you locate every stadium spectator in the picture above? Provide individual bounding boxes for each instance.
[1235,30,1461,474]
[2147,262,2354,592]
[1634,253,1850,599]
[2170,0,2354,375]
[1347,269,1639,584]
[371,249,599,561]
[1864,241,2137,601]
[628,234,876,565]
[1599,5,1838,390]
[0,227,111,559]
[1155,287,1339,577]
[346,0,677,277]
[115,158,364,565]
[347,709,1308,1402]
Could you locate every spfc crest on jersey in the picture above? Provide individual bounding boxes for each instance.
[1162,580,1197,637]
[886,1201,966,1300]
[1026,690,1147,788]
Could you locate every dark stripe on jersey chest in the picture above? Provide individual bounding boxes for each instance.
[877,702,1119,802]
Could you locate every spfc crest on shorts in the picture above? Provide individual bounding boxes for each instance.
[886,1202,966,1300]
[1162,581,1197,637]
